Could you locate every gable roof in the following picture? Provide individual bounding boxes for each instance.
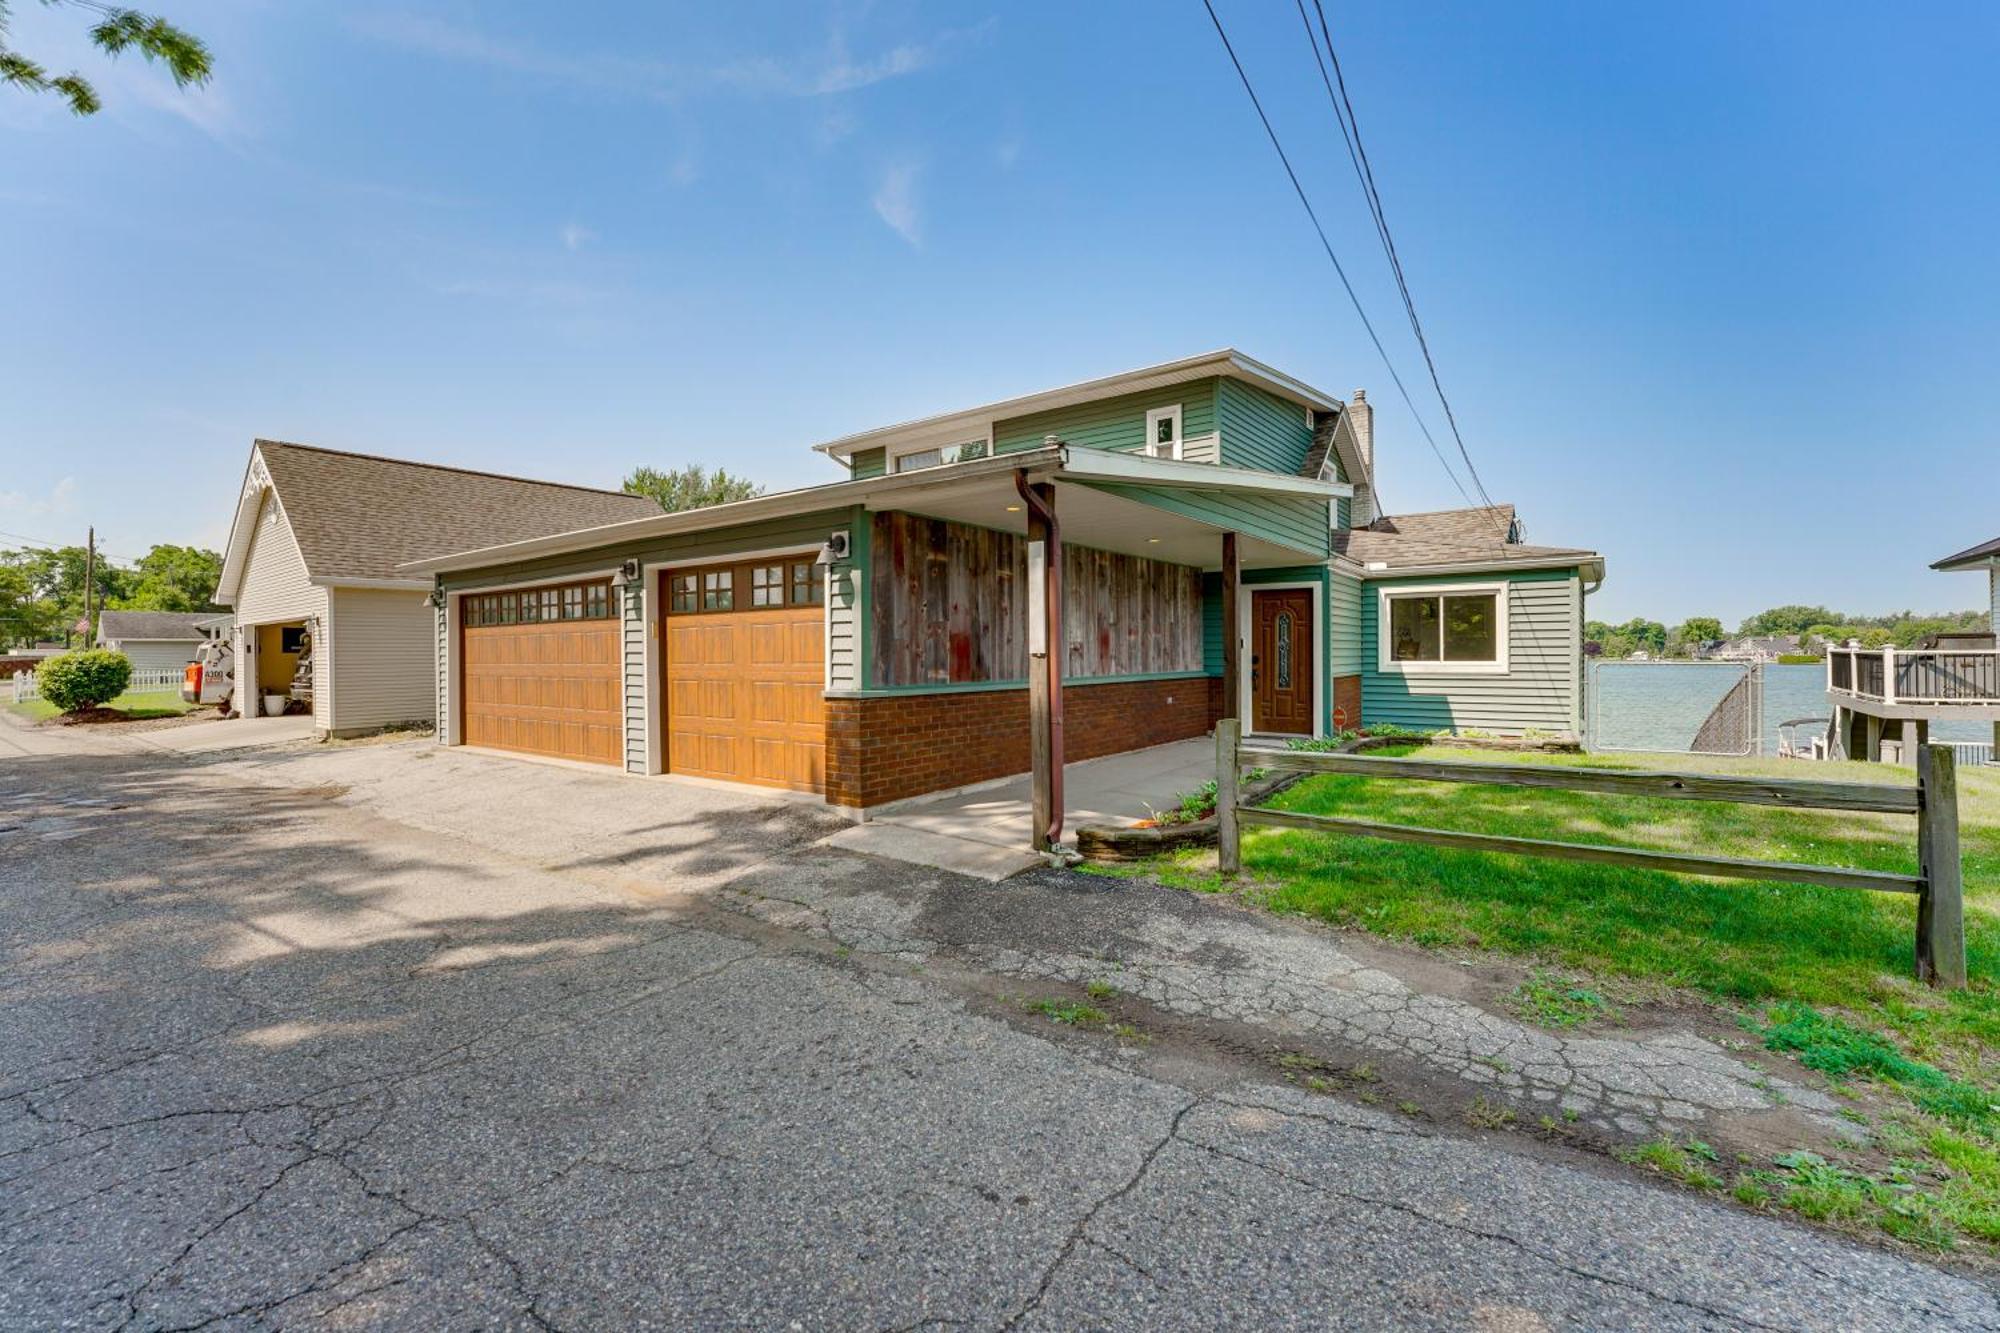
[1932,535,2000,571]
[810,349,1367,485]
[96,610,215,642]
[1334,504,1603,579]
[217,441,662,601]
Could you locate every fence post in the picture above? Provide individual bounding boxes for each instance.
[1916,744,1966,989]
[1216,717,1241,876]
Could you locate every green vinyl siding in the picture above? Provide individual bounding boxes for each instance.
[1360,569,1584,736]
[850,447,887,480]
[993,378,1219,457]
[1217,377,1315,475]
[1329,566,1362,675]
[1083,482,1331,560]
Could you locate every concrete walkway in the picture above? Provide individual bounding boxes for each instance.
[125,713,317,754]
[824,737,1218,880]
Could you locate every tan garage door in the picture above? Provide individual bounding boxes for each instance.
[664,559,825,793]
[461,580,623,766]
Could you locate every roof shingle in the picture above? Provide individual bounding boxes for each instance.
[1333,504,1598,571]
[255,441,662,582]
[97,610,217,641]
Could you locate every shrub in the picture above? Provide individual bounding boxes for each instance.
[38,649,133,713]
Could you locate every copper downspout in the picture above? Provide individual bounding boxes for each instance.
[1014,468,1064,847]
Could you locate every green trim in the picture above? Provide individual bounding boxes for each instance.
[832,669,1212,699]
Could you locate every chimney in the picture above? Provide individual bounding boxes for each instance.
[1346,389,1376,525]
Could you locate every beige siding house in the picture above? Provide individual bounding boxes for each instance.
[214,440,660,736]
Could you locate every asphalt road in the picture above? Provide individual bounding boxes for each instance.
[2,739,1994,1330]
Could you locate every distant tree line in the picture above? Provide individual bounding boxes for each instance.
[0,544,224,649]
[1586,605,1991,661]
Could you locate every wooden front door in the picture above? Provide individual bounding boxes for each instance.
[1251,588,1314,735]
[461,579,623,765]
[663,559,826,793]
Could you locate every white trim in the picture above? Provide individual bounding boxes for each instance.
[661,543,824,570]
[1143,404,1184,461]
[443,591,463,746]
[1375,581,1510,675]
[1237,581,1327,738]
[310,576,430,591]
[1361,554,1604,581]
[1055,447,1351,498]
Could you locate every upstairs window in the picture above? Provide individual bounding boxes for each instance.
[1143,404,1183,460]
[892,439,990,473]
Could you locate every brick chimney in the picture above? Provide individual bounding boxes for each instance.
[1346,388,1376,525]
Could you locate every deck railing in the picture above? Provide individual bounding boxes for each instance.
[1827,647,2000,706]
[1213,719,1968,989]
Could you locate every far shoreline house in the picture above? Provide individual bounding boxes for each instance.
[395,351,1605,845]
[1824,534,2000,763]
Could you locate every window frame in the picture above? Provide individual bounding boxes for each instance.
[888,433,995,474]
[664,553,829,617]
[460,578,620,628]
[1143,404,1184,461]
[1375,582,1509,675]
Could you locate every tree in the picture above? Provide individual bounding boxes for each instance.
[1677,617,1724,645]
[122,544,223,613]
[7,545,132,643]
[0,0,210,116]
[1738,605,1841,637]
[0,558,52,648]
[622,465,762,513]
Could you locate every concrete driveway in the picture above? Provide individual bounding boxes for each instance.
[3,739,1994,1329]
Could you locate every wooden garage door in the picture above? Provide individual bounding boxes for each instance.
[461,580,622,766]
[664,559,825,793]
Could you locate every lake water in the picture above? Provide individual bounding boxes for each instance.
[1587,662,1991,754]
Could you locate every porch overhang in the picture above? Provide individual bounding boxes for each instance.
[399,444,1348,576]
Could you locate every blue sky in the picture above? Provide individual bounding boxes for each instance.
[4,0,1996,624]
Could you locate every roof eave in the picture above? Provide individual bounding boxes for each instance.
[1357,553,1604,581]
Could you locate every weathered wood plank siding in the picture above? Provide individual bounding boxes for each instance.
[1216,378,1315,475]
[866,511,1202,687]
[993,379,1219,457]
[1361,570,1584,735]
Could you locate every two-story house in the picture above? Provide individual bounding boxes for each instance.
[398,351,1604,835]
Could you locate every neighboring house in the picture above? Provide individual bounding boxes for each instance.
[399,350,1605,822]
[1703,635,1801,664]
[213,441,661,737]
[94,611,228,673]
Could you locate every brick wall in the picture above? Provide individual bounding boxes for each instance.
[825,675,1220,809]
[1332,674,1361,731]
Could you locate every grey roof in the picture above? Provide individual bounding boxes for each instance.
[1932,535,2000,570]
[97,610,214,642]
[256,441,664,583]
[1333,504,1600,572]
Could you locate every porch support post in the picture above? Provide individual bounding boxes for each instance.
[237,626,256,723]
[1017,472,1064,853]
[1220,532,1241,727]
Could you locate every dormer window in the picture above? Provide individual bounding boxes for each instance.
[1143,404,1183,460]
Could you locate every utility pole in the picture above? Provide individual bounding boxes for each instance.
[82,526,95,648]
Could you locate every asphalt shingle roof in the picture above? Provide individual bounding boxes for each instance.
[1932,535,2000,570]
[255,441,663,581]
[97,610,216,641]
[1332,504,1598,570]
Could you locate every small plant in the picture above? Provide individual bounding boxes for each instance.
[1396,1100,1423,1117]
[1506,972,1613,1029]
[1621,1137,1724,1191]
[1758,1004,1994,1131]
[1085,978,1118,1000]
[37,649,132,714]
[1465,1097,1516,1129]
[1025,997,1109,1027]
[1284,731,1358,753]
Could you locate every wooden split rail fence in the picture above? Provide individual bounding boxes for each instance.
[1213,719,1968,989]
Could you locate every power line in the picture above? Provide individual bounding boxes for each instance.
[1297,0,1496,512]
[1199,0,1474,509]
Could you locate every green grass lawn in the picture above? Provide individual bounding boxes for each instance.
[1100,743,2000,1253]
[6,690,198,723]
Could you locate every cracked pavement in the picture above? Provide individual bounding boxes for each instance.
[2,735,1996,1329]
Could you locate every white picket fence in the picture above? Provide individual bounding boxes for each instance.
[11,666,183,703]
